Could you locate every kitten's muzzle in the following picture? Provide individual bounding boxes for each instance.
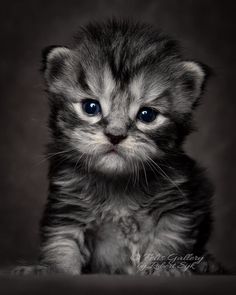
[105,132,127,145]
[104,120,128,145]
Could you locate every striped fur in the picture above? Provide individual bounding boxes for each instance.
[29,19,221,275]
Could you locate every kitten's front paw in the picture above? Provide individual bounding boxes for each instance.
[138,263,192,277]
[12,265,49,276]
[152,267,192,277]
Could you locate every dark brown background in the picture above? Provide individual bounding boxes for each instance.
[0,0,235,271]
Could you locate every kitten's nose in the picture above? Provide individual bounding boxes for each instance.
[105,132,127,145]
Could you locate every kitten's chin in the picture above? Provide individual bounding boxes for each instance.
[94,152,128,174]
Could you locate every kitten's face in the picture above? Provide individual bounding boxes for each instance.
[64,68,169,174]
[43,22,206,175]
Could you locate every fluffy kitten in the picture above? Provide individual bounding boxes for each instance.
[15,19,222,275]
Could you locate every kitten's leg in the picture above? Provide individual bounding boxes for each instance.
[12,265,49,275]
[12,226,88,276]
[138,213,196,276]
[39,225,89,275]
[193,253,227,274]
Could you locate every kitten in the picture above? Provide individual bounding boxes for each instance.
[14,19,222,275]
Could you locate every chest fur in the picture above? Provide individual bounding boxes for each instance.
[85,204,155,274]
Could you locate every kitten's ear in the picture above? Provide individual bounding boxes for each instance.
[173,61,210,113]
[41,45,71,76]
[41,45,77,94]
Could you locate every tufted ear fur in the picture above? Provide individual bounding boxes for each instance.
[41,46,77,95]
[173,61,210,113]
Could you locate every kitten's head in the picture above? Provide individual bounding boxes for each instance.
[42,20,208,175]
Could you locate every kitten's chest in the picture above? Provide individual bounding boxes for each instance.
[93,191,154,238]
[85,199,155,274]
[97,205,144,242]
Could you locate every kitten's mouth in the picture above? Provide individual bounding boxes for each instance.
[106,148,117,154]
[95,146,128,173]
[103,146,124,158]
[105,146,118,154]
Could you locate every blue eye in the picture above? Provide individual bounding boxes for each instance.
[137,107,158,123]
[82,99,101,116]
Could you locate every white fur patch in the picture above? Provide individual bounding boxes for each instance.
[100,67,116,116]
[129,74,145,99]
[136,113,168,131]
[70,128,109,156]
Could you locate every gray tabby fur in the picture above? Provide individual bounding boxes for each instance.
[13,19,223,276]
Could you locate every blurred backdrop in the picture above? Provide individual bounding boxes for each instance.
[0,0,235,270]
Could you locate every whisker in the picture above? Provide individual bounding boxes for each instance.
[124,164,132,192]
[140,160,149,189]
[146,155,184,197]
[136,161,140,187]
[131,160,137,187]
[34,148,77,166]
[73,152,87,175]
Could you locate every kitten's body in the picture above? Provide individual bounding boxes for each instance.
[15,20,222,275]
[42,154,212,275]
